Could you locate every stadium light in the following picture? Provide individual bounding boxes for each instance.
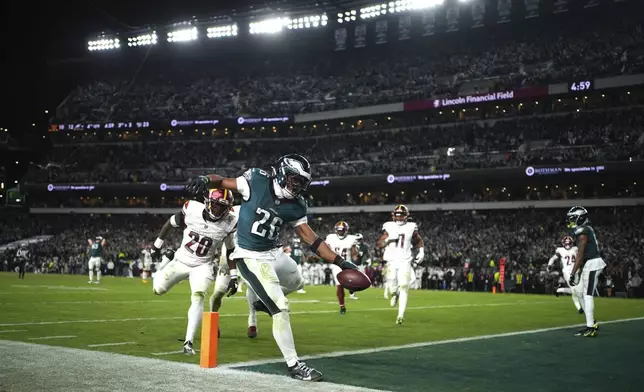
[336,10,357,23]
[206,24,238,38]
[388,0,444,14]
[361,4,388,19]
[286,14,328,29]
[127,32,158,47]
[167,27,198,42]
[88,37,120,51]
[249,18,289,35]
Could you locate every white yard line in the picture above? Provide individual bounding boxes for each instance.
[222,316,644,368]
[27,335,77,340]
[87,341,137,348]
[11,284,108,291]
[0,300,549,327]
[0,329,27,334]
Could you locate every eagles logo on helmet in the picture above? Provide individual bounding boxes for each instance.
[274,154,312,197]
[566,206,589,228]
[392,205,410,225]
[335,221,349,239]
[205,188,234,221]
[561,236,574,249]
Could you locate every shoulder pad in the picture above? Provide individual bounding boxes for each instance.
[248,168,271,179]
[574,226,586,235]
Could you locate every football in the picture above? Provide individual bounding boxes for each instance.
[337,269,372,291]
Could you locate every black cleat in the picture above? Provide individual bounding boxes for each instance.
[253,300,270,315]
[578,308,585,314]
[340,306,346,315]
[575,327,596,337]
[288,362,323,381]
[555,292,559,298]
[593,320,599,331]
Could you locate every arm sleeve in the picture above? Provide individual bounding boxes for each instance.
[170,210,184,228]
[290,215,308,228]
[236,176,251,201]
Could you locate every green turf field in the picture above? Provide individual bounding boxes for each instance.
[1,272,643,391]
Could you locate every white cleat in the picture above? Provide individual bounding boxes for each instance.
[390,294,398,307]
[349,293,358,300]
[88,280,93,284]
[94,281,100,284]
[297,289,306,294]
[396,317,404,325]
[182,341,196,355]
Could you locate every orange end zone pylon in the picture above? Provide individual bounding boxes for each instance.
[200,312,219,368]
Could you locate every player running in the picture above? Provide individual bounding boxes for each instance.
[186,153,359,381]
[326,221,359,312]
[150,189,238,354]
[141,246,153,283]
[377,205,424,325]
[567,206,605,337]
[353,233,370,299]
[547,236,583,313]
[87,236,106,284]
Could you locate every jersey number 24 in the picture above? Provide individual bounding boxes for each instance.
[251,207,283,240]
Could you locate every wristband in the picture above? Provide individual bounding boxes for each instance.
[334,255,344,265]
[154,238,164,249]
[229,269,238,278]
[310,237,323,253]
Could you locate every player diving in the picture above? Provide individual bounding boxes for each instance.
[186,153,364,381]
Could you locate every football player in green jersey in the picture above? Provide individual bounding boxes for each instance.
[186,154,359,382]
[87,236,106,284]
[567,206,606,337]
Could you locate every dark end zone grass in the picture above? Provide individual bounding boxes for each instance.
[238,319,644,392]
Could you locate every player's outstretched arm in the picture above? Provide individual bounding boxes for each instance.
[151,211,184,259]
[294,223,358,270]
[186,173,239,196]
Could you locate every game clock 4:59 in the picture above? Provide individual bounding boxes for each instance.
[569,80,593,92]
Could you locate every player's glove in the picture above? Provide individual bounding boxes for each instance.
[414,248,425,267]
[162,248,175,261]
[186,175,210,196]
[338,260,359,271]
[226,269,239,297]
[150,246,162,262]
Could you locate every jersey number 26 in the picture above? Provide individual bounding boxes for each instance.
[251,207,284,240]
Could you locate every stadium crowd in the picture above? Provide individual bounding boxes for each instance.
[28,106,644,183]
[54,10,644,120]
[1,208,642,297]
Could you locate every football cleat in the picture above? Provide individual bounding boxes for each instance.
[578,308,585,314]
[247,326,257,339]
[340,306,346,315]
[183,340,196,355]
[396,317,404,325]
[390,294,398,307]
[349,292,359,300]
[297,289,306,294]
[575,327,596,337]
[88,280,93,284]
[288,362,323,382]
[593,321,599,331]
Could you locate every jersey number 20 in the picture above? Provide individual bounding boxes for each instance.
[251,207,284,240]
[185,231,213,257]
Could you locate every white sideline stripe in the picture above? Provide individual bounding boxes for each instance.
[0,329,27,334]
[88,341,137,347]
[151,349,200,356]
[12,284,109,291]
[28,335,77,340]
[0,300,549,327]
[0,297,316,305]
[222,316,644,368]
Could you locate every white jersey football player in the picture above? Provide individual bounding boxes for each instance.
[547,236,583,312]
[151,189,238,355]
[377,205,424,325]
[325,221,359,314]
[141,247,153,283]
